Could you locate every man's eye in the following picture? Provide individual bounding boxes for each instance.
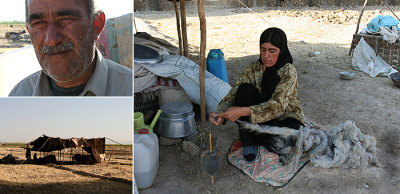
[59,17,74,25]
[32,20,45,26]
[61,17,73,21]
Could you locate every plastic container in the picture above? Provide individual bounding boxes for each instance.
[134,129,159,189]
[207,49,228,83]
[134,112,145,134]
[134,110,162,134]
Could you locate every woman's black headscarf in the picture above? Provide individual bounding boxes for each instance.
[259,27,293,101]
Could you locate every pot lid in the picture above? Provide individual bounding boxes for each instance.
[160,102,193,115]
[134,44,162,64]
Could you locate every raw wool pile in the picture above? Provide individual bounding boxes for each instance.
[236,120,381,170]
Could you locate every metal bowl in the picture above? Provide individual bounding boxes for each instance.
[134,44,162,65]
[158,102,197,138]
[389,72,400,88]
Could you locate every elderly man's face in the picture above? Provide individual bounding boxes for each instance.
[27,0,95,85]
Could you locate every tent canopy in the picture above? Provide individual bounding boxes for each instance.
[28,135,106,163]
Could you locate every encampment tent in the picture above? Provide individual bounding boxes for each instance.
[27,135,106,164]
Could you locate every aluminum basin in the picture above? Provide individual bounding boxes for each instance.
[158,102,196,138]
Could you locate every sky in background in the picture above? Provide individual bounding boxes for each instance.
[0,1,134,144]
[0,0,133,22]
[0,98,133,144]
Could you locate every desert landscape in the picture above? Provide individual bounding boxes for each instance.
[0,143,132,193]
[0,23,30,54]
[135,2,400,194]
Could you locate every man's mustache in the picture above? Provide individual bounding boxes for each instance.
[41,42,74,54]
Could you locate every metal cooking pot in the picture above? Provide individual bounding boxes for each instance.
[158,102,196,138]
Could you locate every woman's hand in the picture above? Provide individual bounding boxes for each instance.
[209,112,224,126]
[220,106,251,122]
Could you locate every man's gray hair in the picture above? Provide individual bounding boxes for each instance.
[25,0,97,25]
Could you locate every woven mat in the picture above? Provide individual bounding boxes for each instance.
[228,140,309,187]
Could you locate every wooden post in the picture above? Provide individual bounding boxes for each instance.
[108,149,114,164]
[198,0,206,124]
[180,0,189,57]
[355,0,369,35]
[173,0,183,55]
[385,4,400,22]
[133,17,138,34]
[349,0,368,55]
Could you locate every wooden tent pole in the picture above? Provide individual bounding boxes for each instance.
[385,4,400,22]
[355,0,368,35]
[198,0,206,124]
[180,0,189,57]
[173,0,183,55]
[349,0,368,55]
[133,17,138,34]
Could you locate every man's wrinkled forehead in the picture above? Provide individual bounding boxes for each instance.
[29,9,83,23]
[26,0,89,17]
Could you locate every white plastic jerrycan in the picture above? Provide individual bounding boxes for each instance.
[134,128,159,189]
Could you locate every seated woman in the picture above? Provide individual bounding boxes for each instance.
[209,27,304,163]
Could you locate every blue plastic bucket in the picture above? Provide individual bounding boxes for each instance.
[206,49,228,83]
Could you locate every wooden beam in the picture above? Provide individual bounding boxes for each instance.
[385,3,400,22]
[349,0,368,55]
[355,0,368,35]
[198,0,206,124]
[180,0,189,57]
[173,0,183,55]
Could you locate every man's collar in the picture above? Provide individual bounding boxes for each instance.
[33,72,52,96]
[80,49,108,96]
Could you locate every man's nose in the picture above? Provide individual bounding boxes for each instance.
[44,23,63,46]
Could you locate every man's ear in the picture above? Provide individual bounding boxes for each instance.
[93,11,105,40]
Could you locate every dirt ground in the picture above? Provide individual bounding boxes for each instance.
[0,24,30,54]
[135,3,400,194]
[0,145,132,194]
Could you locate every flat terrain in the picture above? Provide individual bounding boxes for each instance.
[0,23,30,54]
[0,144,132,194]
[135,3,400,194]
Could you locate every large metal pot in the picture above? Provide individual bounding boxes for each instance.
[158,102,196,138]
